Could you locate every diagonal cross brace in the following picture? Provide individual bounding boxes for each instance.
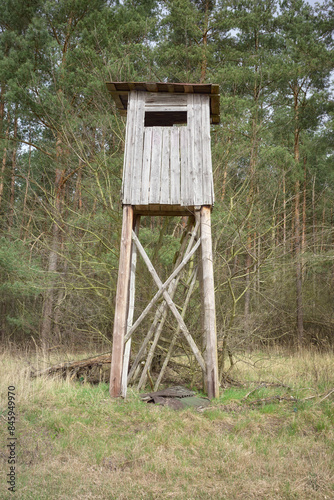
[126,219,200,384]
[123,234,201,344]
[131,231,206,372]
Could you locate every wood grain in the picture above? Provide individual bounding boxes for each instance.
[110,205,134,397]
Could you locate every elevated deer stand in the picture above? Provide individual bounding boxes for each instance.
[106,82,220,399]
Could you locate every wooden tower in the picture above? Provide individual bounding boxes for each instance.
[106,81,220,399]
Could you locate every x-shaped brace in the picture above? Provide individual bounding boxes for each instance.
[127,231,205,372]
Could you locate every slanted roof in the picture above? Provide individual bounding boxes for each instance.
[106,81,220,124]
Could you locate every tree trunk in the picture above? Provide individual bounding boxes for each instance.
[40,18,73,350]
[0,110,10,213]
[40,132,64,351]
[73,161,83,210]
[293,85,303,347]
[244,117,257,321]
[21,130,32,240]
[200,0,209,83]
[312,174,316,253]
[8,106,18,231]
[302,157,307,256]
[295,180,304,347]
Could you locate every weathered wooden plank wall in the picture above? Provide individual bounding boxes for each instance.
[170,127,180,204]
[122,92,214,207]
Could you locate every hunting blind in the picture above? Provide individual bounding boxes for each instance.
[106,81,220,399]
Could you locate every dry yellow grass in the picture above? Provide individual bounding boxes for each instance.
[0,348,333,499]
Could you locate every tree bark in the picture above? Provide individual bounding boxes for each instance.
[40,131,64,351]
[283,169,286,254]
[0,109,10,213]
[8,106,18,231]
[200,0,209,83]
[293,84,304,347]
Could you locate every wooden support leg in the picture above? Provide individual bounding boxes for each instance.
[200,206,219,399]
[121,215,140,398]
[110,205,134,398]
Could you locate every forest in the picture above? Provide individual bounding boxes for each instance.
[0,0,333,371]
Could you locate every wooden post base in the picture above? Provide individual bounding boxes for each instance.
[200,206,219,399]
[121,215,140,398]
[109,205,134,397]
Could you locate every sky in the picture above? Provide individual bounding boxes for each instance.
[306,0,326,5]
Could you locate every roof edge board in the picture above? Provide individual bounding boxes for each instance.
[106,81,220,123]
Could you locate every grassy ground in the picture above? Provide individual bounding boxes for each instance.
[0,348,333,499]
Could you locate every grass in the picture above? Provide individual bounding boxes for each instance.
[0,348,333,499]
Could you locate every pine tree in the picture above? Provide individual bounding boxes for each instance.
[274,0,333,346]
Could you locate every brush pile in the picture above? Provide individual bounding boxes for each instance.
[30,353,111,383]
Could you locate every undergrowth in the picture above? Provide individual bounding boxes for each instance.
[0,348,333,499]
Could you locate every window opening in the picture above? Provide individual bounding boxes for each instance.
[144,111,187,127]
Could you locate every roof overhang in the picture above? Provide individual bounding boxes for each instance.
[106,81,220,124]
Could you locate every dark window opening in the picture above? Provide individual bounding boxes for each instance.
[144,111,187,127]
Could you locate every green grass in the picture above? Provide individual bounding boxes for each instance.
[0,349,333,499]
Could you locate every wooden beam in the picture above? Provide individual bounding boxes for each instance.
[133,206,197,217]
[135,220,197,389]
[132,232,205,372]
[137,303,168,390]
[121,215,140,398]
[126,219,197,383]
[184,84,194,93]
[124,235,201,343]
[109,91,124,110]
[211,84,220,94]
[146,83,158,92]
[195,210,205,355]
[200,206,219,398]
[109,205,134,398]
[154,266,198,391]
[127,292,167,385]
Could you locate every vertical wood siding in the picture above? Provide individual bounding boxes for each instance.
[122,92,214,206]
